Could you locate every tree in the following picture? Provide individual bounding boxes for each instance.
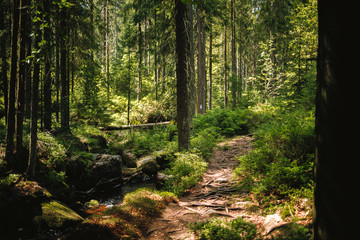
[60,5,69,130]
[5,0,20,167]
[175,0,190,151]
[43,0,52,131]
[28,2,42,177]
[314,1,359,239]
[196,4,206,115]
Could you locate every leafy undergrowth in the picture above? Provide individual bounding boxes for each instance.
[190,217,311,240]
[67,188,177,239]
[190,217,259,240]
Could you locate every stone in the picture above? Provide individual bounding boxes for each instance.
[84,199,100,208]
[263,214,286,234]
[91,154,122,182]
[141,160,160,178]
[121,150,137,168]
[35,200,83,229]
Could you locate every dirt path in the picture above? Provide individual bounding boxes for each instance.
[146,135,264,240]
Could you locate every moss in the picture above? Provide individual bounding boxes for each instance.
[36,200,83,229]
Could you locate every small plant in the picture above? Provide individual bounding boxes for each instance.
[190,217,258,240]
[164,152,207,196]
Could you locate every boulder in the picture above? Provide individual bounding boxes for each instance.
[91,154,122,182]
[34,200,83,229]
[263,214,286,234]
[121,150,137,168]
[141,160,160,178]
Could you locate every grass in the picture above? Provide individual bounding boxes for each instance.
[68,188,177,239]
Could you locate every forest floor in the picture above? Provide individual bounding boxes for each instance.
[146,135,275,240]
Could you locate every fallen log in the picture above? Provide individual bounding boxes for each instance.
[99,121,171,131]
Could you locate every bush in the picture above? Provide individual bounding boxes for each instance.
[190,217,258,240]
[193,108,251,137]
[164,152,207,196]
[234,108,314,196]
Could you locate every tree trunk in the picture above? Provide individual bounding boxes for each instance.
[5,0,20,167]
[208,28,213,110]
[28,4,42,177]
[60,7,69,130]
[196,7,206,114]
[230,0,237,109]
[175,0,190,151]
[137,20,143,102]
[187,4,195,125]
[43,0,52,131]
[223,25,228,108]
[15,0,32,166]
[313,2,359,239]
[1,7,9,126]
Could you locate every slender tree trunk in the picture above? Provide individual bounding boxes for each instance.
[60,7,69,129]
[187,4,195,125]
[5,0,20,166]
[175,0,190,151]
[102,0,110,101]
[230,0,237,109]
[208,28,213,110]
[55,7,60,124]
[196,7,206,114]
[43,0,52,131]
[137,20,143,102]
[15,0,32,166]
[0,6,9,126]
[313,2,359,239]
[28,4,42,177]
[223,25,228,108]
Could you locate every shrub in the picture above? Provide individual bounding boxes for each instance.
[164,152,207,196]
[193,108,251,137]
[190,217,258,240]
[234,108,314,197]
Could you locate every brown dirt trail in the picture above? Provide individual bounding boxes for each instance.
[146,135,261,240]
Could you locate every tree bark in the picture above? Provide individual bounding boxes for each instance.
[230,0,237,109]
[15,0,32,165]
[187,4,195,125]
[196,7,206,115]
[313,1,359,239]
[208,28,213,110]
[60,7,69,130]
[28,4,42,177]
[43,0,52,131]
[175,0,190,151]
[5,0,20,167]
[223,25,228,108]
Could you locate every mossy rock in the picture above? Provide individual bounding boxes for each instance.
[141,161,160,178]
[84,199,99,208]
[35,200,83,229]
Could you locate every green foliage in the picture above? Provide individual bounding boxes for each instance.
[122,188,176,217]
[36,132,67,168]
[126,125,173,157]
[194,108,251,137]
[190,217,258,240]
[164,152,207,196]
[0,174,20,189]
[234,107,314,197]
[270,223,311,240]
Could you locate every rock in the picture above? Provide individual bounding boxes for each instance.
[263,214,286,234]
[91,154,122,182]
[34,200,83,229]
[84,199,99,208]
[155,151,174,170]
[121,150,137,168]
[141,160,160,178]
